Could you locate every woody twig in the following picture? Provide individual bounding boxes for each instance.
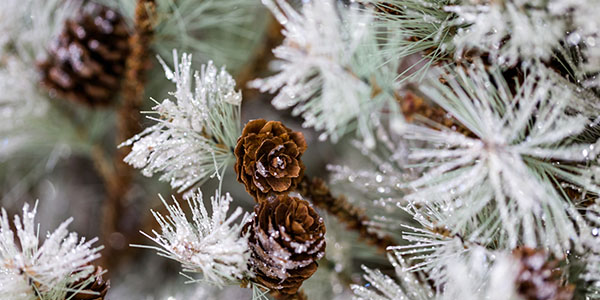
[97,0,156,272]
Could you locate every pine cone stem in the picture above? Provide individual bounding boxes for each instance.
[299,177,396,253]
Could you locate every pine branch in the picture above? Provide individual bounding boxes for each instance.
[118,0,156,153]
[299,176,396,253]
[119,51,242,194]
[98,0,156,273]
[134,190,252,287]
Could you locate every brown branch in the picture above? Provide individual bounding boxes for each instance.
[298,176,396,253]
[91,146,118,193]
[118,0,156,148]
[97,0,156,273]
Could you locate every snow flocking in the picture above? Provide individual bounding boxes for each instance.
[0,202,102,300]
[135,190,252,288]
[400,61,600,254]
[120,50,242,193]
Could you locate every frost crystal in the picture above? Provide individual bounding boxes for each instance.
[137,190,252,288]
[0,0,79,57]
[121,50,242,193]
[150,0,266,72]
[439,247,521,300]
[0,57,48,132]
[251,0,397,147]
[560,0,600,86]
[356,240,521,300]
[447,0,565,66]
[401,62,599,254]
[0,202,101,300]
[369,0,458,80]
[352,252,434,300]
[582,204,600,299]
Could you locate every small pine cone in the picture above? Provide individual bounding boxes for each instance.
[235,119,307,202]
[513,248,574,300]
[38,3,130,106]
[65,267,110,300]
[246,194,326,295]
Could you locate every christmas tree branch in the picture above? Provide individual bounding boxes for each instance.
[299,176,397,253]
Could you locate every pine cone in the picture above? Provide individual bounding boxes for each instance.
[235,119,307,202]
[65,267,110,300]
[246,194,326,295]
[513,248,574,300]
[38,3,130,106]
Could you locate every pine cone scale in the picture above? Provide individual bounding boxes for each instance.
[48,67,73,88]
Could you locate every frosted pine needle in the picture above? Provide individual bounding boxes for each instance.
[447,1,565,66]
[438,247,521,300]
[400,62,599,254]
[368,0,458,82]
[352,252,434,300]
[0,0,79,58]
[120,50,242,193]
[0,202,102,300]
[391,203,472,281]
[135,190,252,288]
[0,57,48,132]
[0,0,79,132]
[148,0,266,72]
[560,1,600,87]
[358,195,528,299]
[356,242,521,300]
[251,0,398,147]
[582,204,600,298]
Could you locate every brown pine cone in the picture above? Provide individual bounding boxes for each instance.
[235,119,307,202]
[246,194,326,295]
[513,248,574,300]
[65,267,110,300]
[38,3,130,106]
